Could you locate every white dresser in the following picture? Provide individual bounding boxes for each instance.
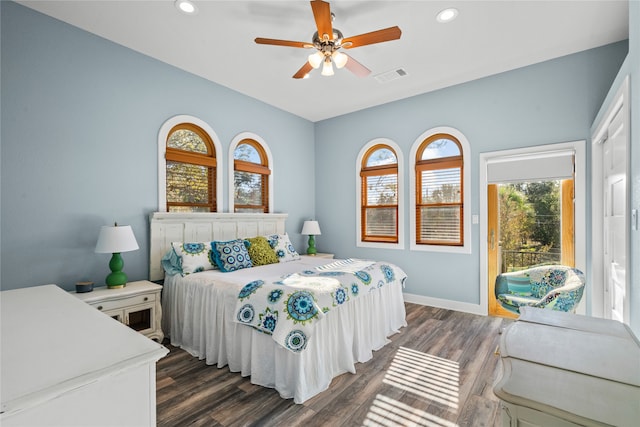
[1,285,169,426]
[494,307,640,426]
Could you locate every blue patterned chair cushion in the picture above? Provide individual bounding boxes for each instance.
[497,293,538,310]
[212,239,253,272]
[506,276,532,296]
[495,265,585,314]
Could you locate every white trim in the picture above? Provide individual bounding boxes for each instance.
[157,115,223,212]
[402,292,484,316]
[479,140,587,317]
[228,132,274,213]
[355,138,405,250]
[590,75,630,321]
[409,126,472,254]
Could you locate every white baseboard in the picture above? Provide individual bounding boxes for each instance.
[403,292,487,316]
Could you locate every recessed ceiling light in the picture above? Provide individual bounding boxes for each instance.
[175,0,197,15]
[436,8,458,23]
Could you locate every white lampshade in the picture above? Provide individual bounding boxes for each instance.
[332,51,348,69]
[308,51,324,69]
[321,59,334,76]
[95,225,139,254]
[301,220,321,236]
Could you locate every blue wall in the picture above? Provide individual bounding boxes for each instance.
[0,0,632,318]
[0,2,315,290]
[314,40,628,305]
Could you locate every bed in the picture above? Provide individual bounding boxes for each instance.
[150,212,407,404]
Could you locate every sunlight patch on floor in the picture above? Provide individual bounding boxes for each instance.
[363,394,459,427]
[383,346,460,410]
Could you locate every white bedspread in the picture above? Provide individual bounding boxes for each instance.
[162,257,407,403]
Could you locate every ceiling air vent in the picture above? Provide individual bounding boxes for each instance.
[374,68,408,83]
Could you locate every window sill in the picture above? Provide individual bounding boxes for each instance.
[410,243,471,254]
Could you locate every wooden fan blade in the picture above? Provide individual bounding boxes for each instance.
[343,54,371,77]
[293,62,314,79]
[310,0,333,40]
[255,38,312,49]
[343,26,402,49]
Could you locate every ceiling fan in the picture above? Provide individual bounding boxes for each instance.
[255,0,402,79]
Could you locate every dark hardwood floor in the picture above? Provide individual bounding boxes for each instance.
[156,303,512,427]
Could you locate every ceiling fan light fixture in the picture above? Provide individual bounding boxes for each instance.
[321,59,334,76]
[436,8,458,23]
[308,51,324,69]
[332,51,348,69]
[175,0,197,15]
[255,1,401,79]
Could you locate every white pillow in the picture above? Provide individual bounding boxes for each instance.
[264,233,300,263]
[171,242,217,275]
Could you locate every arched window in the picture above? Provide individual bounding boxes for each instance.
[415,133,464,246]
[165,122,217,212]
[231,137,272,213]
[356,138,404,249]
[360,144,399,243]
[410,127,470,253]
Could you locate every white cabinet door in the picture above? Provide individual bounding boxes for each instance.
[124,303,156,336]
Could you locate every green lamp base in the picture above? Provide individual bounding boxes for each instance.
[105,252,128,288]
[306,235,317,255]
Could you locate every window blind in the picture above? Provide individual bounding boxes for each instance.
[166,162,210,204]
[362,170,398,242]
[487,150,574,184]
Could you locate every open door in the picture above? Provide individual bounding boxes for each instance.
[488,184,516,318]
[487,175,575,318]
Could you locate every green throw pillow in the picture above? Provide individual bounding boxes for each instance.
[245,236,279,266]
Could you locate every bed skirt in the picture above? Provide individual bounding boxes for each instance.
[162,274,406,403]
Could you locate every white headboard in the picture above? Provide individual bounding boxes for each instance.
[149,212,288,281]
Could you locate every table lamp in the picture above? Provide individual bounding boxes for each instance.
[95,223,139,288]
[301,220,321,255]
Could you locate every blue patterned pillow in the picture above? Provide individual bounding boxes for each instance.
[212,239,253,272]
[264,233,300,263]
[171,242,217,276]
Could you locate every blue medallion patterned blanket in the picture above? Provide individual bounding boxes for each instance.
[234,259,407,353]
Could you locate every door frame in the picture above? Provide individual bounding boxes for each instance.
[479,141,587,316]
[590,75,630,322]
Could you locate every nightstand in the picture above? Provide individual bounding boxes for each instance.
[302,253,334,259]
[72,280,163,342]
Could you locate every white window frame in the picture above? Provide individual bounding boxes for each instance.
[228,132,274,213]
[410,126,471,254]
[356,138,405,250]
[157,115,223,212]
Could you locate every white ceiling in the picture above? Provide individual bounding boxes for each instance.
[17,0,629,122]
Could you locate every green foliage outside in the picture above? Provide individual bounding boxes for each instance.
[499,181,561,271]
[167,129,208,153]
